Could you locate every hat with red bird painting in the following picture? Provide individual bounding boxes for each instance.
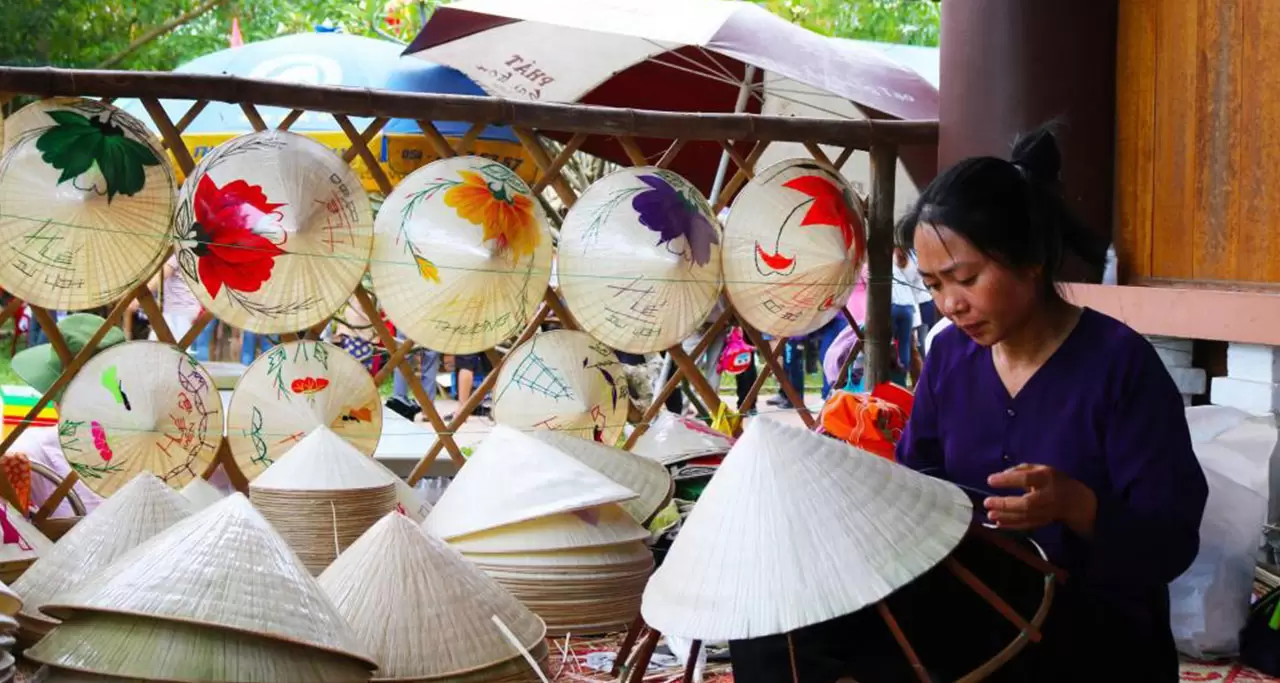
[722,158,866,337]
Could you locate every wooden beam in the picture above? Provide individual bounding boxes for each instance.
[0,67,939,149]
[864,143,898,387]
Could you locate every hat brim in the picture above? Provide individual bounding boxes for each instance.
[10,344,59,396]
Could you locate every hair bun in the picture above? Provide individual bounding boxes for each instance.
[1010,125,1062,187]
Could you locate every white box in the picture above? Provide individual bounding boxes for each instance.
[1211,376,1280,416]
[1227,343,1280,384]
[1155,345,1194,368]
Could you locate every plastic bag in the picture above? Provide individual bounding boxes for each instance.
[1170,466,1267,658]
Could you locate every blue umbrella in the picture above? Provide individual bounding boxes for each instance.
[117,33,529,188]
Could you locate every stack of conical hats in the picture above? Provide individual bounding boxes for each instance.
[0,582,18,682]
[319,512,549,681]
[0,498,53,585]
[26,494,377,681]
[12,472,192,646]
[642,418,972,641]
[180,476,227,511]
[368,455,433,523]
[425,426,654,635]
[529,430,673,525]
[249,426,398,575]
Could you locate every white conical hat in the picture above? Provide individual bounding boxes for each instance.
[557,166,723,354]
[40,493,376,667]
[631,410,735,465]
[249,425,395,492]
[490,330,630,444]
[447,503,649,554]
[319,512,545,679]
[367,456,432,523]
[466,541,652,569]
[171,129,374,335]
[14,472,191,624]
[641,418,972,641]
[179,476,226,510]
[723,158,865,337]
[26,610,372,682]
[0,98,174,311]
[227,340,382,481]
[424,424,636,541]
[57,342,222,497]
[529,431,671,524]
[0,500,52,568]
[371,155,554,355]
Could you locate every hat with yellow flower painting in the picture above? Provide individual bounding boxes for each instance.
[369,155,554,355]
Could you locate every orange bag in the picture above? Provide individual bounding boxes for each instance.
[819,385,911,461]
[0,452,31,513]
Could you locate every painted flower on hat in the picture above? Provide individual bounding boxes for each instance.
[781,174,862,252]
[190,175,287,300]
[444,170,539,260]
[632,174,719,267]
[290,376,330,396]
[36,109,160,202]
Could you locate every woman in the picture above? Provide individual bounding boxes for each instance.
[897,127,1207,679]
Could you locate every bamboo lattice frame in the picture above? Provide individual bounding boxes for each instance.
[0,66,931,513]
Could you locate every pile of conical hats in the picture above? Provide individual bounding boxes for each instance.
[0,581,18,682]
[642,418,972,641]
[180,476,227,511]
[319,512,549,681]
[13,472,192,646]
[425,426,655,636]
[249,426,398,575]
[0,498,53,585]
[26,494,377,681]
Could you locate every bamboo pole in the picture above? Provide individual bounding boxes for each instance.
[0,67,939,149]
[863,143,899,388]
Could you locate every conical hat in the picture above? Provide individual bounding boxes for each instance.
[226,340,382,481]
[0,581,19,618]
[40,493,376,667]
[172,129,374,334]
[57,342,222,496]
[641,418,972,641]
[0,501,53,568]
[723,158,865,337]
[318,512,545,679]
[0,98,174,311]
[631,410,735,465]
[557,167,723,354]
[447,503,649,554]
[250,425,395,492]
[491,330,630,445]
[530,431,672,524]
[179,476,226,510]
[26,610,372,682]
[370,155,554,354]
[466,541,652,569]
[424,424,636,541]
[14,472,191,624]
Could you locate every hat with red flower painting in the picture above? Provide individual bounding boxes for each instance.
[12,314,126,397]
[171,129,374,335]
[369,155,553,355]
[722,158,866,338]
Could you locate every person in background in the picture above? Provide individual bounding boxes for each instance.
[6,314,114,518]
[386,345,441,421]
[890,248,920,384]
[450,353,491,420]
[135,255,213,360]
[896,125,1205,680]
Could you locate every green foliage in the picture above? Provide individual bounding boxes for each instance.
[751,0,941,46]
[0,0,934,74]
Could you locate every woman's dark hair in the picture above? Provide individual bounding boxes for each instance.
[895,123,1109,299]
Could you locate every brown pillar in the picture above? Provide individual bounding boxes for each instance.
[939,1,1118,278]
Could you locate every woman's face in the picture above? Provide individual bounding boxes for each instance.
[913,223,1040,347]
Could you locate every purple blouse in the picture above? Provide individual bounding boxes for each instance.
[897,308,1208,637]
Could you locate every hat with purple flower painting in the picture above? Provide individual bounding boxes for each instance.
[556,167,723,354]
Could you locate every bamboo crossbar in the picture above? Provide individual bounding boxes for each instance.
[0,67,939,148]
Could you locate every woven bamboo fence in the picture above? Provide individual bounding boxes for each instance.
[0,66,937,514]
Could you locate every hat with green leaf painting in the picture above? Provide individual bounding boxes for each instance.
[12,314,125,397]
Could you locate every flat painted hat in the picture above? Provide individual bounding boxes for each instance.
[0,98,175,311]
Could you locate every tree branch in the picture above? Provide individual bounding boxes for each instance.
[97,0,232,69]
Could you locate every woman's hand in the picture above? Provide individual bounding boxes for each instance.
[984,463,1098,538]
